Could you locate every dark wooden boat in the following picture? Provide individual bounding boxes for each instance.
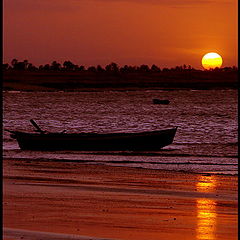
[152,99,170,105]
[6,120,177,151]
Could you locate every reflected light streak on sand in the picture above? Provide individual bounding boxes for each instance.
[196,175,217,240]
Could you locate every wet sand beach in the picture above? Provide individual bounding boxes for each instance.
[3,158,238,240]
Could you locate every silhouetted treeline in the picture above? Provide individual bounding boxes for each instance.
[2,59,238,73]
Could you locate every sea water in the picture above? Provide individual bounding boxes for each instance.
[3,89,238,175]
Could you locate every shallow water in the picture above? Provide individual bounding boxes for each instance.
[3,89,238,175]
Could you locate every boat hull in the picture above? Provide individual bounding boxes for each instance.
[10,128,177,151]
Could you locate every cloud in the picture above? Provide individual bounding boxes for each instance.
[95,0,229,6]
[4,0,231,12]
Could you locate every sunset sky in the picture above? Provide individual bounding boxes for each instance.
[3,0,238,69]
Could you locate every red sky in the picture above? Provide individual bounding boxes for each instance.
[3,0,238,69]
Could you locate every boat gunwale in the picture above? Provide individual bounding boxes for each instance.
[10,127,177,138]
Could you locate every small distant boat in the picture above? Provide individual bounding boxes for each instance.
[6,119,177,151]
[152,99,170,105]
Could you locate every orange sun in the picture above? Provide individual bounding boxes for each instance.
[201,52,223,70]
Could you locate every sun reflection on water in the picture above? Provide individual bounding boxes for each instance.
[196,175,217,240]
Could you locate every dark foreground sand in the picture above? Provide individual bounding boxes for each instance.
[3,158,238,240]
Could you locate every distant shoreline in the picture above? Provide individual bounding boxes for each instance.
[3,69,237,91]
[2,87,237,93]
